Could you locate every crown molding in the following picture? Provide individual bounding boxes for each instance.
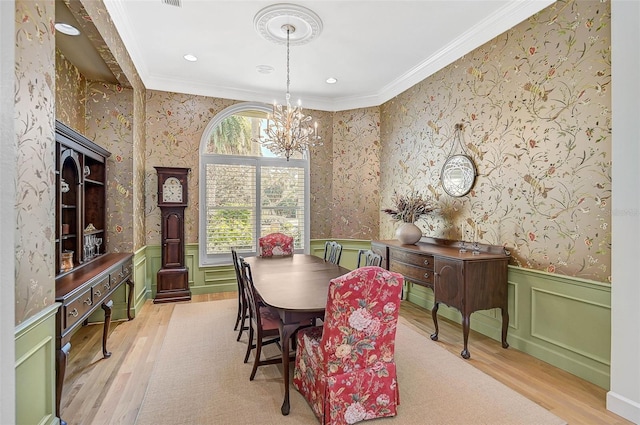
[105,0,555,112]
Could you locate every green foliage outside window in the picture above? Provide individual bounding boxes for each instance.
[207,209,253,253]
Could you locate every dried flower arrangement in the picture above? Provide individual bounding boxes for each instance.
[382,190,437,223]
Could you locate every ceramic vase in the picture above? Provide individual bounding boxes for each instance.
[395,222,422,245]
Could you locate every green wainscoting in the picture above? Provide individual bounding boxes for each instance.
[15,248,150,425]
[145,244,236,298]
[143,240,611,388]
[132,247,150,313]
[14,239,612,425]
[15,303,59,425]
[405,265,611,389]
[28,239,608,419]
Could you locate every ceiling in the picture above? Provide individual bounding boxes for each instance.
[55,0,118,83]
[57,1,554,112]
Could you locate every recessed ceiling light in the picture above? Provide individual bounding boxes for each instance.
[326,77,337,84]
[55,23,80,36]
[183,54,198,62]
[256,65,275,74]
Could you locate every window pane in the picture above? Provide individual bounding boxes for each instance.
[261,166,305,249]
[205,110,304,160]
[199,107,310,266]
[206,112,264,156]
[205,163,256,254]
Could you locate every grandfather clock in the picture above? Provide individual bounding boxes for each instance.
[154,166,191,303]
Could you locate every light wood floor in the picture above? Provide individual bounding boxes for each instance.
[60,293,631,425]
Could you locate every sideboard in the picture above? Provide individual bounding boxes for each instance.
[372,238,510,359]
[55,253,134,423]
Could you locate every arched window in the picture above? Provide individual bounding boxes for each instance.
[199,102,309,266]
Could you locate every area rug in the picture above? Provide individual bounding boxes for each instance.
[135,299,566,425]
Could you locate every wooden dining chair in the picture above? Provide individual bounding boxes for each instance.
[356,249,382,268]
[293,266,404,424]
[231,248,250,341]
[323,241,343,265]
[258,232,294,257]
[239,258,290,381]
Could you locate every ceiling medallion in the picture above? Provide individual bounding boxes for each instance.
[253,3,323,46]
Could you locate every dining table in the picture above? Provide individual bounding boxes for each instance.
[243,254,350,415]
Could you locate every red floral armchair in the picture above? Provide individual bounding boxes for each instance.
[258,232,294,257]
[293,266,404,425]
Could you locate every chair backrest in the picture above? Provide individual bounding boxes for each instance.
[231,248,243,284]
[239,259,259,322]
[356,249,382,268]
[323,241,343,265]
[233,250,247,295]
[258,232,294,257]
[320,266,403,375]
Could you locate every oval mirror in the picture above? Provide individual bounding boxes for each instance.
[441,154,476,197]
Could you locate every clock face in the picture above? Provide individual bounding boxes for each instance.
[162,177,183,203]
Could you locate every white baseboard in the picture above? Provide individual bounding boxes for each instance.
[606,391,640,424]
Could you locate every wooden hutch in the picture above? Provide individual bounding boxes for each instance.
[54,121,134,422]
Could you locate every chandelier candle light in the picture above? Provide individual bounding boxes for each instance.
[255,24,320,160]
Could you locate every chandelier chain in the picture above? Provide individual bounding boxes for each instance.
[286,25,291,102]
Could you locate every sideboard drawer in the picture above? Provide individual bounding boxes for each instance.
[63,289,93,331]
[390,250,434,269]
[91,276,111,306]
[110,261,131,286]
[122,260,133,279]
[390,260,434,287]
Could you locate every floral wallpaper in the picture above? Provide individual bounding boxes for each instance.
[14,0,56,324]
[138,0,613,282]
[330,108,381,239]
[74,0,148,251]
[308,110,334,238]
[15,0,143,324]
[144,92,342,244]
[14,0,611,325]
[55,50,136,257]
[380,0,611,282]
[132,88,147,250]
[145,90,237,245]
[55,49,85,132]
[84,81,134,254]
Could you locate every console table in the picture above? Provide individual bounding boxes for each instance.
[372,238,509,359]
[55,252,134,422]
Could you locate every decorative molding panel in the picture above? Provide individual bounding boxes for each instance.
[531,287,610,365]
[15,304,58,425]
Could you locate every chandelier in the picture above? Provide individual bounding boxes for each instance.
[254,24,321,161]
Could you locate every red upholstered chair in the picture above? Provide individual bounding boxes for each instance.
[293,266,404,425]
[258,232,294,257]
